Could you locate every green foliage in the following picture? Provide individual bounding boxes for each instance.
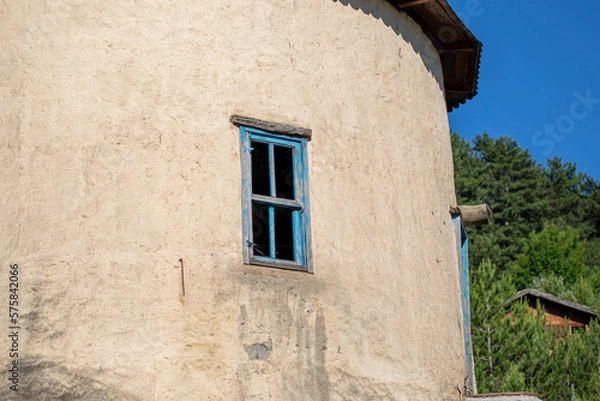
[584,181,600,238]
[473,134,548,270]
[544,158,592,236]
[471,260,556,393]
[452,132,600,400]
[532,274,573,301]
[515,224,588,289]
[451,132,549,272]
[470,259,514,393]
[585,238,600,271]
[499,364,526,393]
[470,258,600,400]
[571,277,600,313]
[537,321,600,401]
[451,133,485,205]
[451,133,600,276]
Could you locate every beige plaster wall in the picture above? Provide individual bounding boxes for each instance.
[1,0,464,400]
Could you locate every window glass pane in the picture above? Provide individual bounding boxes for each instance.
[274,145,294,199]
[251,141,270,196]
[274,207,294,260]
[252,202,270,257]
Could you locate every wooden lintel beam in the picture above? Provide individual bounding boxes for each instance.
[230,115,312,139]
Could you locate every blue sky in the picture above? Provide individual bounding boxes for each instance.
[447,0,600,181]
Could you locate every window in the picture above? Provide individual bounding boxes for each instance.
[232,115,312,272]
[570,325,586,334]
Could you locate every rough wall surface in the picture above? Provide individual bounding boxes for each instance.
[1,0,463,400]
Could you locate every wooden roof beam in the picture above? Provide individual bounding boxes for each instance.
[438,47,477,54]
[445,90,473,98]
[395,0,434,8]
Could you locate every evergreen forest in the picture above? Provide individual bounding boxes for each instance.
[452,132,600,400]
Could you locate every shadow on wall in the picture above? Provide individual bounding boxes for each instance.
[332,0,444,91]
[4,356,142,401]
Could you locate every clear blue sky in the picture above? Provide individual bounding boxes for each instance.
[447,0,600,181]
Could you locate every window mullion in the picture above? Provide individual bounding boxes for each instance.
[268,143,276,197]
[269,206,276,259]
[268,143,277,259]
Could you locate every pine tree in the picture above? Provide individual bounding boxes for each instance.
[451,132,485,205]
[470,259,516,392]
[582,177,600,236]
[537,321,600,401]
[571,277,600,313]
[451,133,549,273]
[537,338,571,401]
[544,158,590,234]
[471,259,501,392]
[514,224,588,289]
[566,325,600,401]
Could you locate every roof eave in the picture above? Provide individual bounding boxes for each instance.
[390,0,482,111]
[510,289,599,318]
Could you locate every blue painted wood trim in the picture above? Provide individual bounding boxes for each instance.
[251,194,302,209]
[250,255,309,272]
[300,139,312,273]
[268,206,275,259]
[238,124,312,273]
[461,226,475,394]
[268,143,276,197]
[240,126,253,264]
[453,215,475,394]
[292,143,304,266]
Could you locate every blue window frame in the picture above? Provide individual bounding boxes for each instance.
[238,123,312,272]
[452,214,475,394]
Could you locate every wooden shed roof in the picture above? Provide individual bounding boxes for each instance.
[389,0,482,111]
[509,289,598,318]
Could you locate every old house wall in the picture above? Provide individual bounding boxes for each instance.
[1,0,464,400]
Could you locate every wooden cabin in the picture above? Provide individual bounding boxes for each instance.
[509,289,598,336]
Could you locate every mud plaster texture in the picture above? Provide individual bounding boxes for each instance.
[1,0,465,400]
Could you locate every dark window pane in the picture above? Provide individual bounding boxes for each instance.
[274,207,294,260]
[274,145,294,199]
[252,202,270,257]
[251,141,270,196]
